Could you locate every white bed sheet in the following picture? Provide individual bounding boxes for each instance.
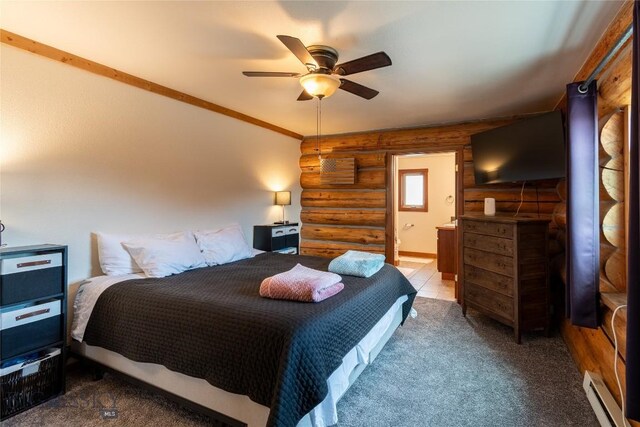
[71,271,409,427]
[71,273,145,342]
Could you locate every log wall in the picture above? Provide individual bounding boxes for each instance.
[299,121,561,259]
[554,2,637,424]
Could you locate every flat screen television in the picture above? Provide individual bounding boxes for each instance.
[471,111,566,185]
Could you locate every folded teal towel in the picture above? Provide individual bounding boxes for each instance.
[328,250,386,278]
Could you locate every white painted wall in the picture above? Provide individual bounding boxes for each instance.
[0,45,302,289]
[397,153,456,255]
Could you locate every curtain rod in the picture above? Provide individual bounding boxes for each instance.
[578,24,633,93]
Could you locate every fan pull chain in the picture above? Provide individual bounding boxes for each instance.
[316,97,322,160]
[318,97,322,161]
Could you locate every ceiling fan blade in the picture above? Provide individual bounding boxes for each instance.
[297,90,314,101]
[339,79,379,100]
[242,71,301,77]
[276,35,318,68]
[334,52,392,76]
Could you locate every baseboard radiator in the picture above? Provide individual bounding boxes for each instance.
[583,371,631,427]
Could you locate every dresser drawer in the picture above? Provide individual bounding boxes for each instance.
[0,253,64,305]
[271,227,287,238]
[284,225,300,235]
[0,253,62,275]
[1,300,62,359]
[464,264,513,297]
[463,248,514,277]
[463,220,513,239]
[465,282,514,321]
[463,232,513,256]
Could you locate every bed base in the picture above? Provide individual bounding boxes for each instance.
[78,357,244,427]
[70,299,406,427]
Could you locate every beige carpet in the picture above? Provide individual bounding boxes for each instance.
[2,367,215,427]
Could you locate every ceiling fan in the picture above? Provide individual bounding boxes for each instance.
[242,35,392,101]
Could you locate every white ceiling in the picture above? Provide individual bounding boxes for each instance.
[0,1,625,137]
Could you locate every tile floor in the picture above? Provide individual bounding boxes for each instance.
[397,256,456,301]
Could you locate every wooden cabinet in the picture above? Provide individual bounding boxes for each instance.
[436,226,456,281]
[460,216,550,343]
[0,244,67,420]
[253,223,300,254]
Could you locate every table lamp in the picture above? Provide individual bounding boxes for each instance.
[274,191,291,224]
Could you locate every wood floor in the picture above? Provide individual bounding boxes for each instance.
[397,256,456,301]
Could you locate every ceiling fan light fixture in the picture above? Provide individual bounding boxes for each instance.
[243,35,391,101]
[299,74,341,99]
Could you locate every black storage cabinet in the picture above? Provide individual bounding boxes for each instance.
[0,244,67,420]
[253,223,299,253]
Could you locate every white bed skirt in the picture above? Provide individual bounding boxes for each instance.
[71,295,408,427]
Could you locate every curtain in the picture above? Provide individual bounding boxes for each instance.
[565,80,600,329]
[627,2,640,420]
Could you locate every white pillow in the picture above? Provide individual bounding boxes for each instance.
[96,232,145,276]
[122,232,207,278]
[194,223,254,266]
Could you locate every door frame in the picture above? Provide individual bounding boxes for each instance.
[385,147,465,301]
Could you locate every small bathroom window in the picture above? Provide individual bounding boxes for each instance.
[399,169,428,212]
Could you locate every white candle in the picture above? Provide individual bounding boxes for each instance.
[484,198,496,216]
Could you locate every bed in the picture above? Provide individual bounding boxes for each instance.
[71,252,416,427]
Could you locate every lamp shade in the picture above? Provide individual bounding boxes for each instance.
[275,191,291,206]
[299,74,341,99]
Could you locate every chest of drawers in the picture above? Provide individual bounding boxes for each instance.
[460,216,550,343]
[0,244,67,420]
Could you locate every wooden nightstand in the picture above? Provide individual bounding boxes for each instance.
[0,244,67,420]
[253,224,300,254]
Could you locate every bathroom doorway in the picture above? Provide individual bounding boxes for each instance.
[386,149,462,301]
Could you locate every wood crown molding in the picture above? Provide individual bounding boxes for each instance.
[0,29,303,140]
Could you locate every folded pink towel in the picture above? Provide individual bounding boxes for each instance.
[260,264,344,302]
